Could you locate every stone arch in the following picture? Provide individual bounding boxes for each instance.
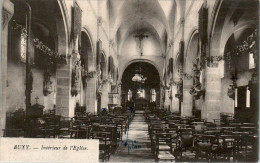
[82,26,95,55]
[119,59,162,84]
[223,26,256,76]
[219,21,256,56]
[209,0,232,57]
[121,61,161,106]
[5,0,70,116]
[81,28,95,71]
[56,0,70,56]
[184,29,199,74]
[209,0,258,57]
[183,30,201,114]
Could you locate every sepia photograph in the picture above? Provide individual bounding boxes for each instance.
[0,0,259,162]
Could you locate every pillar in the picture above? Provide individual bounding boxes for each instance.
[160,88,164,108]
[156,88,160,106]
[56,58,74,117]
[202,66,221,122]
[182,78,193,116]
[164,89,170,110]
[1,0,14,136]
[86,76,97,114]
[101,82,109,109]
[117,84,122,106]
[171,85,179,112]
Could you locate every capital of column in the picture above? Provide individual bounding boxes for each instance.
[82,70,97,84]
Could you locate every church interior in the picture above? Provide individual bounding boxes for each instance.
[1,0,259,162]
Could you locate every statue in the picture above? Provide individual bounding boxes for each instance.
[71,59,81,96]
[43,69,52,96]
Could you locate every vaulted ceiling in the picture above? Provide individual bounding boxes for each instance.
[107,0,176,56]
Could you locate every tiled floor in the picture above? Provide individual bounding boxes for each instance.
[109,111,155,162]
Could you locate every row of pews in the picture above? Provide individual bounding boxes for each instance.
[145,108,258,162]
[3,107,135,162]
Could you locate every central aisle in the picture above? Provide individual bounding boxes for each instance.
[109,111,155,162]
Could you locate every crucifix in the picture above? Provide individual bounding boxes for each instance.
[134,32,148,56]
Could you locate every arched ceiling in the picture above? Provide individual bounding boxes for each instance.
[117,19,163,53]
[108,0,176,56]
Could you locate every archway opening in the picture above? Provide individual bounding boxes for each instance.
[5,0,68,136]
[223,27,258,123]
[185,33,202,118]
[79,31,94,107]
[121,62,160,110]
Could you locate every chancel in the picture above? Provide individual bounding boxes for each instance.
[1,0,259,162]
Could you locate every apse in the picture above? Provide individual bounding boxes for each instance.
[121,62,160,108]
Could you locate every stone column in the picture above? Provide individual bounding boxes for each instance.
[1,0,14,136]
[202,66,221,122]
[164,89,170,110]
[86,76,97,114]
[171,85,179,112]
[156,89,160,106]
[56,58,74,117]
[182,79,193,116]
[160,88,164,108]
[101,82,109,109]
[117,84,122,106]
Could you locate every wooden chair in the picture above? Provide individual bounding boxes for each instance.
[97,131,112,162]
[232,131,250,161]
[194,134,218,161]
[58,117,73,138]
[176,128,195,160]
[155,132,175,162]
[217,134,235,161]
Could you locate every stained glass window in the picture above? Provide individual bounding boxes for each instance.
[20,31,27,63]
[249,53,255,69]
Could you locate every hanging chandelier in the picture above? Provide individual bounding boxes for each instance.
[132,64,146,83]
[132,74,146,83]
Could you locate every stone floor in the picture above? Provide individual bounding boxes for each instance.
[109,111,155,162]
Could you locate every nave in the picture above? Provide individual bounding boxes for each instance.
[2,105,259,162]
[110,108,258,162]
[109,110,154,162]
[1,0,259,162]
